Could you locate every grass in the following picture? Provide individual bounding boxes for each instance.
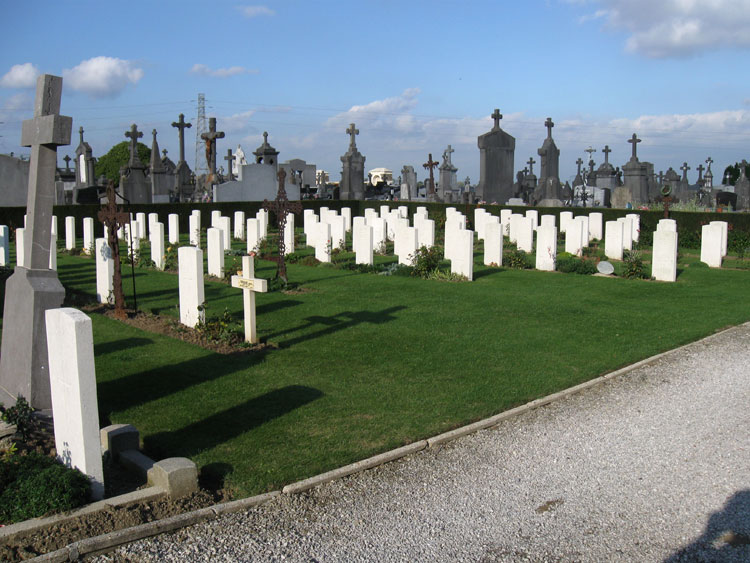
[2,231,750,498]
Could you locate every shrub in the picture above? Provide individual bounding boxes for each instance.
[0,396,35,440]
[0,453,90,524]
[622,249,647,279]
[223,254,242,280]
[729,229,750,259]
[556,252,597,275]
[506,248,531,269]
[195,305,241,344]
[410,245,442,279]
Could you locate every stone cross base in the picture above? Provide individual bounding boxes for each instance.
[0,267,65,410]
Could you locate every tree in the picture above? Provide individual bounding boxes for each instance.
[95,141,151,186]
[722,161,749,186]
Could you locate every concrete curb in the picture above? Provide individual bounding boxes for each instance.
[25,322,747,561]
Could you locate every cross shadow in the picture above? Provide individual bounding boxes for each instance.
[96,348,269,424]
[265,305,406,348]
[94,337,154,356]
[257,299,303,315]
[473,267,506,279]
[143,385,323,460]
[663,489,750,561]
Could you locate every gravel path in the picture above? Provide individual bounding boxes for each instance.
[99,324,750,562]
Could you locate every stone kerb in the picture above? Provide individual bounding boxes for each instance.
[652,230,678,282]
[46,308,105,500]
[207,227,224,278]
[535,224,557,271]
[178,246,205,327]
[95,238,114,304]
[484,221,502,266]
[604,220,624,261]
[700,224,723,267]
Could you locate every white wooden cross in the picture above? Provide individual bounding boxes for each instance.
[231,255,267,344]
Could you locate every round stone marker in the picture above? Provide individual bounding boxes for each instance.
[597,261,615,275]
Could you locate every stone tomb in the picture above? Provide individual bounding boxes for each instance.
[46,308,104,500]
[178,246,205,327]
[652,230,678,282]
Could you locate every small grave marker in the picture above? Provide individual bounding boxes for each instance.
[231,256,268,344]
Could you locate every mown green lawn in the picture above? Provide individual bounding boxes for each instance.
[2,232,749,498]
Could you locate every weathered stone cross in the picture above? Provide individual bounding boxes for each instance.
[201,117,225,176]
[125,124,143,167]
[224,149,235,181]
[423,153,439,195]
[97,182,130,319]
[171,113,192,164]
[490,109,503,131]
[576,157,583,175]
[346,123,359,149]
[705,156,713,171]
[231,255,268,344]
[527,157,536,175]
[602,145,611,164]
[628,133,641,161]
[697,164,705,182]
[680,162,690,180]
[544,117,554,139]
[443,144,454,165]
[63,154,71,170]
[262,169,302,283]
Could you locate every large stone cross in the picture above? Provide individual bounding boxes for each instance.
[491,109,502,131]
[423,153,439,195]
[443,144,454,166]
[544,117,554,139]
[231,256,268,344]
[262,169,302,283]
[697,164,705,181]
[201,117,225,175]
[680,162,690,180]
[224,149,235,181]
[602,145,611,164]
[527,157,536,175]
[576,157,583,175]
[346,123,359,149]
[628,133,641,161]
[125,124,143,167]
[171,113,192,164]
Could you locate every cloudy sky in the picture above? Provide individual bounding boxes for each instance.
[1,0,749,185]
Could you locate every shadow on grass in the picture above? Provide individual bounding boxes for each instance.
[143,384,324,459]
[257,299,303,315]
[265,306,406,348]
[473,267,506,280]
[97,348,269,423]
[94,337,155,356]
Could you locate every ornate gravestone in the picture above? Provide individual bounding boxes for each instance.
[97,183,130,319]
[423,153,439,202]
[521,157,537,202]
[704,156,714,189]
[120,124,151,204]
[224,149,235,181]
[401,165,417,200]
[535,117,563,206]
[149,129,172,202]
[438,145,458,202]
[0,75,72,410]
[73,126,99,203]
[477,109,515,203]
[171,113,194,201]
[263,169,302,283]
[340,123,366,200]
[674,161,692,202]
[614,133,654,207]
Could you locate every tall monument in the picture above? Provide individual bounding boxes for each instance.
[340,123,365,200]
[0,75,72,410]
[535,117,562,206]
[477,109,515,203]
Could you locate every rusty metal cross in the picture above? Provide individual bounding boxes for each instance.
[423,153,439,195]
[263,169,302,283]
[97,182,130,319]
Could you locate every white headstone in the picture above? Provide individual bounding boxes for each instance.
[508,213,523,243]
[65,216,75,250]
[575,215,590,247]
[448,229,474,280]
[617,217,633,251]
[559,211,573,234]
[353,218,373,265]
[700,224,723,267]
[657,219,677,232]
[189,213,201,247]
[395,224,418,266]
[211,210,222,228]
[484,221,503,266]
[625,213,640,243]
[500,209,512,233]
[0,225,9,266]
[652,230,678,282]
[16,227,25,266]
[416,218,435,249]
[246,218,261,254]
[256,209,269,238]
[82,217,94,254]
[49,233,57,271]
[525,209,539,231]
[371,217,387,253]
[45,308,104,500]
[168,214,180,244]
[303,210,318,246]
[565,218,584,256]
[604,220,624,261]
[341,207,352,232]
[364,208,379,225]
[284,213,295,255]
[709,221,728,257]
[540,214,556,229]
[234,211,246,240]
[51,215,58,237]
[147,212,159,237]
[329,215,346,250]
[150,221,165,270]
[535,224,557,271]
[135,213,146,240]
[589,212,603,240]
[207,227,224,278]
[95,238,113,304]
[219,216,231,250]
[178,246,205,327]
[516,216,534,253]
[379,205,390,219]
[314,222,331,263]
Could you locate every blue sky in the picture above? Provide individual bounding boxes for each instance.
[2,0,749,185]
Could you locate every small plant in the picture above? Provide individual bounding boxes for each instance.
[410,245,442,279]
[163,243,184,271]
[556,252,597,275]
[378,262,412,276]
[1,396,36,440]
[195,305,241,344]
[374,241,387,255]
[506,248,531,269]
[224,254,242,280]
[622,249,647,279]
[256,236,275,257]
[427,269,468,282]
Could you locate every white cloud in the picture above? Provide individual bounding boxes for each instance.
[576,0,750,57]
[238,5,275,18]
[325,88,422,132]
[63,56,143,98]
[0,63,39,88]
[219,110,257,134]
[190,64,259,78]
